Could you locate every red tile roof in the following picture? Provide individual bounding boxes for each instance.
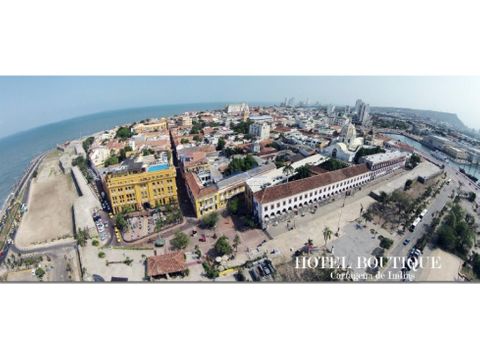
[272,126,292,133]
[147,252,186,277]
[253,164,369,204]
[184,171,217,199]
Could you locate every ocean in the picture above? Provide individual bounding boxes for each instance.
[0,102,234,206]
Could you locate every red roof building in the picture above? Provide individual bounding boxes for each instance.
[147,252,187,278]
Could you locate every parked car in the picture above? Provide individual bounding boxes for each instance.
[262,264,271,276]
[403,238,411,246]
[199,234,207,242]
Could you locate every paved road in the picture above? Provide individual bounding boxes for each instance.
[381,178,458,280]
[10,241,76,255]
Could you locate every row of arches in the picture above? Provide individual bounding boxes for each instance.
[262,178,369,221]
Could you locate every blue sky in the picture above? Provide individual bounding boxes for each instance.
[0,76,479,137]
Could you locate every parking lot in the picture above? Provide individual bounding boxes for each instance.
[122,214,158,242]
[246,258,276,281]
[93,210,113,244]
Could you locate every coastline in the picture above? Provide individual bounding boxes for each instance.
[0,102,263,208]
[0,151,47,219]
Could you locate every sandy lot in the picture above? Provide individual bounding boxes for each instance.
[6,269,40,282]
[80,244,154,281]
[15,152,79,248]
[416,248,463,281]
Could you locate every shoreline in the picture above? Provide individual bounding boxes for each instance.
[0,150,48,257]
[0,151,48,220]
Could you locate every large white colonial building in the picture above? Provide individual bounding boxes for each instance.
[250,150,407,227]
[251,164,371,227]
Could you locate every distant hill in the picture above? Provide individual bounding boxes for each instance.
[371,107,467,130]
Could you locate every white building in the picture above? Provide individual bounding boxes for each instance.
[322,142,357,162]
[359,151,406,179]
[339,122,363,150]
[249,122,270,140]
[89,147,111,167]
[251,164,371,227]
[226,103,249,114]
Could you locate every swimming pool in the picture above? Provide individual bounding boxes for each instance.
[147,163,169,172]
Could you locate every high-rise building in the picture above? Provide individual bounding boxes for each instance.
[358,103,370,125]
[327,104,336,116]
[355,99,364,114]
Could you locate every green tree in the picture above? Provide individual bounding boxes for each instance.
[216,137,226,151]
[322,226,333,249]
[115,126,132,140]
[379,236,394,249]
[104,156,119,167]
[171,231,190,250]
[472,253,480,278]
[353,146,385,164]
[468,192,477,202]
[142,148,155,156]
[294,165,311,180]
[228,197,240,214]
[214,235,233,256]
[193,134,201,142]
[320,158,349,171]
[35,267,46,279]
[437,225,457,251]
[224,155,257,176]
[181,138,190,144]
[231,120,253,134]
[82,136,95,153]
[201,212,219,229]
[75,228,89,247]
[233,234,241,251]
[378,191,389,204]
[283,164,295,183]
[119,146,132,161]
[115,213,127,231]
[407,153,421,169]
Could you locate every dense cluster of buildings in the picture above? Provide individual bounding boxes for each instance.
[81,101,413,224]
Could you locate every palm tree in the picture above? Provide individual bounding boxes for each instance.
[283,164,295,183]
[233,234,240,255]
[323,226,333,249]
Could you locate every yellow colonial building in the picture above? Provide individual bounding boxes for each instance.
[132,118,168,134]
[183,163,276,218]
[105,155,178,214]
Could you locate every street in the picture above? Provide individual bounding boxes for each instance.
[381,174,458,280]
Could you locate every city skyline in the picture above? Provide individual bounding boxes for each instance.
[0,76,479,137]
